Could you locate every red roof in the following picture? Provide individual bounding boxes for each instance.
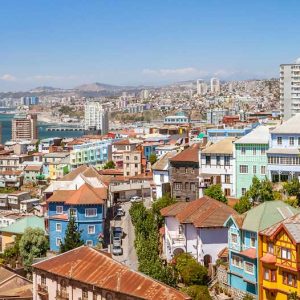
[240,248,257,259]
[49,214,68,220]
[170,143,200,163]
[161,197,238,228]
[33,246,191,300]
[260,253,276,264]
[47,184,107,205]
[218,247,228,259]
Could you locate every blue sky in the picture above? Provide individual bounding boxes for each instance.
[0,0,299,91]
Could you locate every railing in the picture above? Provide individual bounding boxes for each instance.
[167,231,186,246]
[56,290,69,300]
[37,284,48,294]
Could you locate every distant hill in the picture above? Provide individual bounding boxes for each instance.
[29,86,62,93]
[74,82,131,92]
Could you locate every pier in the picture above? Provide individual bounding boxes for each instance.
[45,127,84,132]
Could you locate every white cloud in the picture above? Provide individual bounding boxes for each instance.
[26,75,78,81]
[0,74,16,81]
[142,67,207,77]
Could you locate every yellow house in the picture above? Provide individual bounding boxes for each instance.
[259,213,300,300]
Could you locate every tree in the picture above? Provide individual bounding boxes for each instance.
[204,184,227,204]
[248,176,261,202]
[288,291,298,300]
[149,153,158,165]
[260,178,274,202]
[103,160,115,169]
[152,193,176,228]
[284,178,300,197]
[181,285,212,300]
[60,216,84,253]
[234,193,252,214]
[174,253,208,286]
[19,228,48,270]
[243,295,254,300]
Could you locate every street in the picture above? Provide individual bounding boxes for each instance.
[110,197,152,271]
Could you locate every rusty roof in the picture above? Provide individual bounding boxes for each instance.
[33,246,191,300]
[162,197,238,228]
[47,184,107,205]
[240,248,257,259]
[218,247,228,259]
[170,143,200,163]
[260,253,276,264]
[60,165,89,181]
[24,165,42,171]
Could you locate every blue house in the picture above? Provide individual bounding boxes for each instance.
[224,201,299,299]
[47,183,107,252]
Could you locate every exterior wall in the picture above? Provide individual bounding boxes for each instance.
[235,142,269,198]
[170,161,199,201]
[153,170,169,199]
[1,232,15,252]
[200,153,235,197]
[48,202,104,252]
[123,152,142,177]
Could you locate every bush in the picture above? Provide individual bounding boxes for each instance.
[204,184,227,204]
[284,178,300,197]
[234,194,251,214]
[181,285,212,300]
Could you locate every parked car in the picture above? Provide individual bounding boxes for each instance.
[116,207,125,217]
[113,236,122,247]
[130,196,142,203]
[112,226,123,239]
[112,245,123,256]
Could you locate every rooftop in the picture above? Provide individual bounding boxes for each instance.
[170,143,200,163]
[202,137,236,155]
[33,246,191,300]
[235,126,270,144]
[152,152,178,171]
[271,114,300,134]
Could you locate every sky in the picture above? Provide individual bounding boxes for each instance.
[0,0,300,91]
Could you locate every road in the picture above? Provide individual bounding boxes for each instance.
[110,197,152,271]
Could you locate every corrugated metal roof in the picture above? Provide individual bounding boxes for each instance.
[271,114,300,134]
[202,137,236,155]
[33,246,191,300]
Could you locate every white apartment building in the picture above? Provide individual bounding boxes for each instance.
[84,102,109,134]
[196,79,208,95]
[280,61,300,120]
[210,77,220,94]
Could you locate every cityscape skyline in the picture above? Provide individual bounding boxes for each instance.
[0,0,300,91]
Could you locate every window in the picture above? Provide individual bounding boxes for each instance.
[239,165,248,174]
[231,255,243,268]
[205,156,211,165]
[277,137,282,145]
[261,166,266,175]
[88,225,95,234]
[41,274,46,285]
[69,208,77,218]
[253,165,257,174]
[298,137,300,145]
[174,182,182,191]
[56,206,63,214]
[264,268,270,281]
[253,148,256,155]
[283,272,297,287]
[225,175,231,184]
[264,268,276,282]
[160,174,164,183]
[56,238,62,246]
[179,225,184,235]
[281,248,291,260]
[231,233,238,244]
[134,163,138,168]
[85,208,97,217]
[185,182,189,190]
[241,147,246,155]
[250,233,255,248]
[224,188,231,196]
[290,137,295,146]
[261,148,266,155]
[56,223,62,232]
[86,240,93,246]
[267,242,274,254]
[242,188,247,196]
[82,288,88,300]
[134,156,138,160]
[190,183,196,192]
[216,156,221,166]
[244,262,254,274]
[224,156,230,166]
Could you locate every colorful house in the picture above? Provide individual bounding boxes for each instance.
[259,213,300,300]
[47,183,107,252]
[234,126,269,197]
[224,201,299,299]
[42,152,70,180]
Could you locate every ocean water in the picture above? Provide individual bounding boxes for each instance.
[0,114,83,144]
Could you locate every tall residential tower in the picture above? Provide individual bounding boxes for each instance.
[84,102,109,135]
[280,60,300,120]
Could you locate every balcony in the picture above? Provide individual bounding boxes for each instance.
[167,231,186,247]
[56,290,69,300]
[37,284,48,299]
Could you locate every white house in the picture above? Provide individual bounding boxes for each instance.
[152,151,177,199]
[199,137,236,197]
[160,196,238,267]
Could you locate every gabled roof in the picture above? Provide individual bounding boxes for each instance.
[202,137,236,155]
[170,143,200,163]
[242,201,300,232]
[33,246,191,300]
[152,152,177,171]
[161,196,238,228]
[1,216,45,234]
[60,165,89,181]
[271,114,300,134]
[260,212,300,244]
[235,126,269,144]
[47,184,107,205]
